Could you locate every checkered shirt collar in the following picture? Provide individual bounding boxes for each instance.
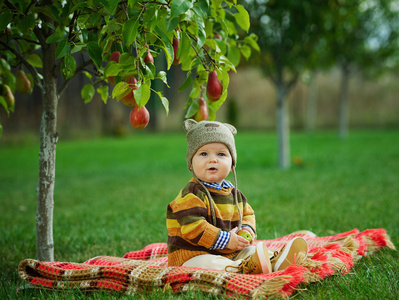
[200,179,234,190]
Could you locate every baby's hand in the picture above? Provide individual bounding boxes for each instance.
[226,227,250,251]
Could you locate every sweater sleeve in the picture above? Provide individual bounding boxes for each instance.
[168,192,221,249]
[241,194,256,233]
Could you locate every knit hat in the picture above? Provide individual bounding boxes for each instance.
[183,119,242,229]
[183,119,237,171]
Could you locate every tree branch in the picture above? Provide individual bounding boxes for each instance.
[57,59,94,97]
[0,39,43,90]
[186,32,210,71]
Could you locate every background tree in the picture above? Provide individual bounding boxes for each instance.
[0,0,258,261]
[243,0,331,169]
[322,0,399,139]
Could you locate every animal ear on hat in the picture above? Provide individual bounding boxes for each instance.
[224,123,237,136]
[183,119,198,133]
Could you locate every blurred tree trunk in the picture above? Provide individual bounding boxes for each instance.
[306,71,319,132]
[276,82,290,169]
[339,64,350,139]
[36,43,58,262]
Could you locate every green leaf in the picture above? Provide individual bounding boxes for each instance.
[81,83,95,103]
[71,2,90,13]
[0,58,11,71]
[156,71,169,87]
[178,72,193,91]
[1,69,15,91]
[143,63,155,80]
[0,11,13,31]
[112,81,129,99]
[196,17,206,49]
[221,19,237,36]
[87,41,102,68]
[119,53,136,65]
[156,92,169,116]
[17,14,35,34]
[49,5,63,25]
[103,0,119,14]
[71,43,86,54]
[26,54,43,68]
[167,17,179,32]
[155,26,174,69]
[240,44,251,59]
[143,5,160,31]
[227,46,241,66]
[234,4,250,32]
[128,0,141,7]
[83,71,92,80]
[244,34,260,51]
[189,86,200,98]
[198,0,211,16]
[179,32,192,67]
[134,81,151,107]
[55,39,71,59]
[208,106,216,121]
[184,98,199,118]
[221,68,230,90]
[122,17,140,46]
[171,0,193,19]
[219,55,237,72]
[97,85,109,104]
[104,62,122,77]
[0,96,9,114]
[61,55,77,79]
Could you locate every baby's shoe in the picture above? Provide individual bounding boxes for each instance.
[226,242,272,274]
[271,237,308,272]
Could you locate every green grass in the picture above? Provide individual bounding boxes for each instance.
[1,130,398,299]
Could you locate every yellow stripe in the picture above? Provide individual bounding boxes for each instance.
[171,194,206,212]
[216,203,241,213]
[181,220,204,236]
[166,219,180,228]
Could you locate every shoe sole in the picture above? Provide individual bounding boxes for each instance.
[256,242,272,274]
[274,237,308,272]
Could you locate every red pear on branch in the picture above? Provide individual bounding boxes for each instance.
[121,76,138,107]
[108,51,120,85]
[206,71,223,102]
[144,51,154,64]
[2,84,15,110]
[172,38,180,65]
[194,97,208,122]
[130,105,150,129]
[15,70,31,94]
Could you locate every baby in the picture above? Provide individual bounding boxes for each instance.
[166,120,308,274]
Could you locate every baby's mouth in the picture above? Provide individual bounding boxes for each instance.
[208,167,217,171]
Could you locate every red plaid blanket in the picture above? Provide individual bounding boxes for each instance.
[18,228,395,299]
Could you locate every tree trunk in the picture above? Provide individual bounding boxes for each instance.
[306,71,319,133]
[338,65,350,139]
[276,83,290,169]
[36,45,58,262]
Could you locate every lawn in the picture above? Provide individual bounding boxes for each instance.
[1,129,398,299]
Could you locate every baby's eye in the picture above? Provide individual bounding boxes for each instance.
[200,152,207,156]
[218,153,226,156]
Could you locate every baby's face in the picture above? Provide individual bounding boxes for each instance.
[192,142,232,184]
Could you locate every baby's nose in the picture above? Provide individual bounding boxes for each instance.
[209,155,218,162]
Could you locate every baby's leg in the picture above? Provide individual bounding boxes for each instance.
[182,254,241,271]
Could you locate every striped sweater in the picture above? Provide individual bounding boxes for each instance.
[166,178,256,266]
